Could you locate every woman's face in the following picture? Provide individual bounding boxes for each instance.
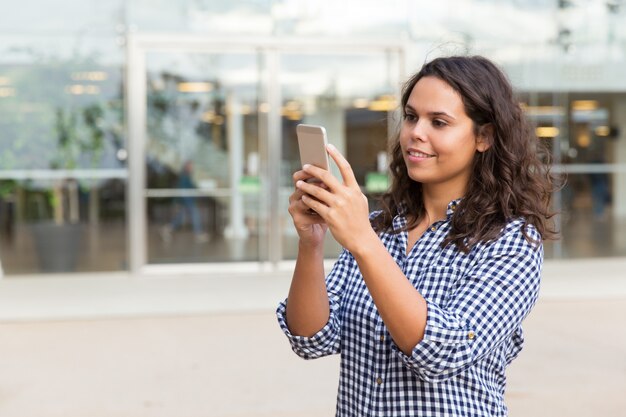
[400,76,488,194]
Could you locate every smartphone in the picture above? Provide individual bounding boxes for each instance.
[296,124,330,174]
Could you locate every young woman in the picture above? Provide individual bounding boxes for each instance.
[277,55,556,417]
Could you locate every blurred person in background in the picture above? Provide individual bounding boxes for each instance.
[160,160,209,243]
[277,55,556,417]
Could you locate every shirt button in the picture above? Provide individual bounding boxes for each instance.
[430,226,437,232]
[376,377,383,385]
[380,335,385,342]
[468,331,476,340]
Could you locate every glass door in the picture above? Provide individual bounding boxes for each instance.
[142,51,264,265]
[126,35,405,272]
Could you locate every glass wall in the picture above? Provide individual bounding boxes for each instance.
[0,2,128,274]
[518,91,626,259]
[1,0,626,276]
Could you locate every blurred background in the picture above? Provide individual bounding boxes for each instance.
[1,0,626,275]
[0,1,625,416]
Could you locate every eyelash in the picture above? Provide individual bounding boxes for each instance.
[403,113,447,128]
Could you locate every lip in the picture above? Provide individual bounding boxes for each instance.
[406,148,436,163]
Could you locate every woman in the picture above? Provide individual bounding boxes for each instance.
[277,55,556,416]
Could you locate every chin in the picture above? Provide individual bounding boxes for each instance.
[406,170,430,184]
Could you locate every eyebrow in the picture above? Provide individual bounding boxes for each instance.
[404,104,457,120]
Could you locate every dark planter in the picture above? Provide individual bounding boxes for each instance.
[31,222,84,272]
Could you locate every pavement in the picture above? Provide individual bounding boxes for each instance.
[0,258,625,416]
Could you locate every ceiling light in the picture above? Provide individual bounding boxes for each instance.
[368,95,397,112]
[353,98,369,109]
[0,87,16,97]
[536,127,560,138]
[572,100,598,111]
[522,106,566,116]
[177,82,214,93]
[71,71,108,81]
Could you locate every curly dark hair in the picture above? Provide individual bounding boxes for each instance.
[371,55,558,252]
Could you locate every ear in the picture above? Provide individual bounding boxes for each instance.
[476,124,494,153]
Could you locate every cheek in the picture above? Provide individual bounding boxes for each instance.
[435,136,476,166]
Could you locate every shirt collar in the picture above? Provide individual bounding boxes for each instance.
[446,198,462,219]
[392,198,461,229]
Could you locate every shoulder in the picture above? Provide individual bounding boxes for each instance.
[467,219,544,288]
[477,218,543,261]
[503,218,541,246]
[368,210,383,222]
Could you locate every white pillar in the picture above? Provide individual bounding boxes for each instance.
[224,92,249,239]
[613,97,626,219]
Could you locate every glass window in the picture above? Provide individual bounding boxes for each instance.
[0,0,125,34]
[0,35,127,274]
[550,172,626,258]
[128,0,273,34]
[519,91,626,259]
[144,51,263,264]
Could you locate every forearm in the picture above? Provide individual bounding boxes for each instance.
[352,232,428,355]
[285,242,331,337]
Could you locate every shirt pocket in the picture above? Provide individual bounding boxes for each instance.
[414,265,460,306]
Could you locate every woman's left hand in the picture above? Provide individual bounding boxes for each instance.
[295,144,376,253]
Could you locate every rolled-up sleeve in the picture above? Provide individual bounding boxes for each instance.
[392,224,543,382]
[276,248,354,360]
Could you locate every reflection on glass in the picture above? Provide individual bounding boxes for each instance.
[144,52,262,263]
[0,37,127,275]
[549,173,625,258]
[280,53,400,259]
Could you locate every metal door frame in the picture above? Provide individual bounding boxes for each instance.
[126,33,406,274]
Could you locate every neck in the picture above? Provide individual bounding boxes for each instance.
[421,183,465,223]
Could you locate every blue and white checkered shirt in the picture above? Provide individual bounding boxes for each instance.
[277,200,543,416]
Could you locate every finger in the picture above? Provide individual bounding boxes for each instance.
[302,163,342,191]
[292,170,315,184]
[326,144,359,188]
[289,188,306,204]
[296,180,333,205]
[301,194,329,218]
[291,199,325,221]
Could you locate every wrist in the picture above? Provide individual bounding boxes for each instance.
[298,239,325,255]
[349,229,383,260]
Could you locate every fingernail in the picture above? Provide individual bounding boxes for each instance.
[303,164,311,170]
[296,180,303,187]
[327,144,336,151]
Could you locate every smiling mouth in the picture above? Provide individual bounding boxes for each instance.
[408,150,435,158]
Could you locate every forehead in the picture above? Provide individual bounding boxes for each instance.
[406,76,466,116]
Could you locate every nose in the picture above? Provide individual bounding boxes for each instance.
[409,118,427,142]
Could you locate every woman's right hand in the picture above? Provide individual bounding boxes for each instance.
[288,170,329,247]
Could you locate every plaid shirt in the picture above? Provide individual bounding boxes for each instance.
[277,200,543,417]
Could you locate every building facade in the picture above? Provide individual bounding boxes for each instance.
[1,0,625,276]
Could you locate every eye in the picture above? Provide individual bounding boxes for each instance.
[403,113,416,122]
[432,119,447,128]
